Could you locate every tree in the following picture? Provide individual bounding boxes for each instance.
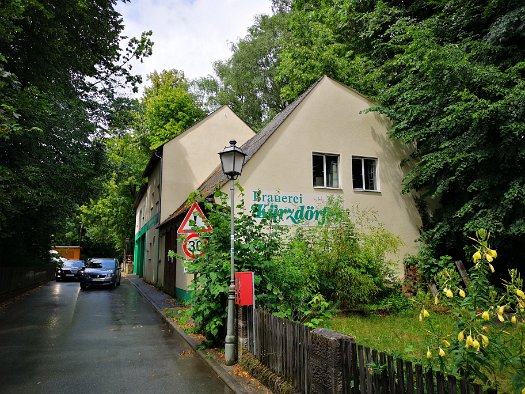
[193,12,289,130]
[139,70,205,150]
[0,0,152,265]
[272,0,525,268]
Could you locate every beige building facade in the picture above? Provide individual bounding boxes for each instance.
[133,107,255,292]
[159,76,422,298]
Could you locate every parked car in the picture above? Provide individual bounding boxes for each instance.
[80,258,121,290]
[56,259,85,281]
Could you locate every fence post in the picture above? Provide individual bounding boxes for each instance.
[310,327,355,393]
[237,305,249,359]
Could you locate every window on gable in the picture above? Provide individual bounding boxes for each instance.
[352,157,378,191]
[313,153,340,188]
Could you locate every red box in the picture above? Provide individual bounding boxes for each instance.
[235,272,254,306]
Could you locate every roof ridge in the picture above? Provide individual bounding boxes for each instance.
[158,76,325,228]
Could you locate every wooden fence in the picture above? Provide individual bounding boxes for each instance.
[245,308,497,394]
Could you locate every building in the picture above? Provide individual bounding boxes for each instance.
[155,76,422,299]
[133,106,255,293]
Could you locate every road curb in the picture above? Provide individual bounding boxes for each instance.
[126,276,253,394]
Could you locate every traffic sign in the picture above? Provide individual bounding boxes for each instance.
[177,202,213,234]
[182,233,205,259]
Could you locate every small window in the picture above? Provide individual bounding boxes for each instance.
[313,153,340,188]
[352,157,378,191]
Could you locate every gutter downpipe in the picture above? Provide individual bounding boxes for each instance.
[154,149,162,287]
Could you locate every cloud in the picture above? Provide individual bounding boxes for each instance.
[116,0,272,92]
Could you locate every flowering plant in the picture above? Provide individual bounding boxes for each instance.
[418,229,525,392]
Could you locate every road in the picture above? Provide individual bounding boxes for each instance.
[0,279,234,394]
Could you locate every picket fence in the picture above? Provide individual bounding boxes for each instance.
[245,308,497,394]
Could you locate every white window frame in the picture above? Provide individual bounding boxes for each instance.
[352,156,379,192]
[312,153,341,189]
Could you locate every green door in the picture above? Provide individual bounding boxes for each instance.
[134,235,145,277]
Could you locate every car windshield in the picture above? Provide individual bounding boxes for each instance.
[63,260,84,268]
[88,259,115,269]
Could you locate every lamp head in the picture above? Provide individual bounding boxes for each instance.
[219,140,247,180]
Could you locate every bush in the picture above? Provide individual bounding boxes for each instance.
[418,229,525,392]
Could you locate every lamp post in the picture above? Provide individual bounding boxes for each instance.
[218,140,247,366]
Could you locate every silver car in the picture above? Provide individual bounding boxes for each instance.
[80,258,121,290]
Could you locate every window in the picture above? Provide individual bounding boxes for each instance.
[352,157,378,191]
[313,153,340,188]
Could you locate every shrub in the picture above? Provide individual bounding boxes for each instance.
[418,229,525,392]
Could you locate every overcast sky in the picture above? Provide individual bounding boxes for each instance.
[116,0,272,94]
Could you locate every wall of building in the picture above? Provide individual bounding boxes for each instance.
[221,77,421,274]
[134,163,161,284]
[161,106,255,224]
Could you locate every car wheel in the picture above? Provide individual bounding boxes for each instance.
[80,283,87,290]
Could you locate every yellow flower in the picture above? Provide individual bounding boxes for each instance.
[480,334,489,348]
[521,387,525,394]
[489,263,495,273]
[426,348,432,359]
[498,314,505,323]
[473,251,482,262]
[458,331,465,342]
[442,339,451,348]
[498,305,505,315]
[487,248,497,258]
[472,339,480,350]
[423,309,430,318]
[466,335,474,348]
[517,289,525,299]
[512,315,517,324]
[439,347,446,357]
[434,295,439,305]
[458,289,466,298]
[485,254,493,263]
[444,288,453,298]
[482,311,490,321]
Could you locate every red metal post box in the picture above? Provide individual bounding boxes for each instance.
[235,271,254,306]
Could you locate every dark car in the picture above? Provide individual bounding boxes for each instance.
[56,259,85,281]
[80,258,121,290]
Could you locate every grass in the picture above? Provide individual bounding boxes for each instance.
[324,310,521,393]
[324,309,456,361]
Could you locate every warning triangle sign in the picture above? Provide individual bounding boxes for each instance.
[177,202,213,234]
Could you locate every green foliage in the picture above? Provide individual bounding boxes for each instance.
[272,0,525,267]
[0,0,152,265]
[139,70,205,150]
[192,12,288,130]
[304,197,402,309]
[405,243,455,284]
[419,231,525,392]
[179,190,403,345]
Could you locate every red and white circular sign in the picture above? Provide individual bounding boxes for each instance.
[182,233,205,259]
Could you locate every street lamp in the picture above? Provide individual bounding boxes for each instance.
[218,140,247,366]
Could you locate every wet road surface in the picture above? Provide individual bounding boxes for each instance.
[0,279,233,394]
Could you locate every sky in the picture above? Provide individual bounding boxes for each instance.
[116,0,273,94]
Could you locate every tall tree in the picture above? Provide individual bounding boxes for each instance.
[0,0,152,265]
[193,12,289,131]
[139,69,205,150]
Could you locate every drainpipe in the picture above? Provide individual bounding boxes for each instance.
[154,148,162,286]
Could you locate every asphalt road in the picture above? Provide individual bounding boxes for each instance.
[0,279,234,394]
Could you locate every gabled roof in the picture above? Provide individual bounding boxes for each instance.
[158,77,325,229]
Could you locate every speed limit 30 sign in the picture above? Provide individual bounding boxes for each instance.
[182,233,205,259]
